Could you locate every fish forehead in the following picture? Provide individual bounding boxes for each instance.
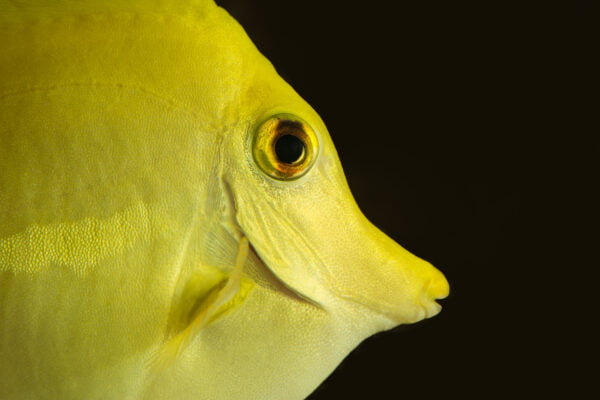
[0,0,268,126]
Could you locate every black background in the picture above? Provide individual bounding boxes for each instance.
[216,1,592,398]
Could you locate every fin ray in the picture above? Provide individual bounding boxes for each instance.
[147,236,249,371]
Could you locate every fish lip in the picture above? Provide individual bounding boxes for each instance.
[422,300,443,319]
[334,291,439,327]
[418,278,445,319]
[335,277,446,325]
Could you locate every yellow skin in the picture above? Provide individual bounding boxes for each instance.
[0,1,449,399]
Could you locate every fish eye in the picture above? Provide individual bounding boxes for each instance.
[252,114,318,180]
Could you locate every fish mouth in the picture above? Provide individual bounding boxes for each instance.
[420,277,448,318]
[361,298,444,326]
[335,276,448,326]
[421,300,443,319]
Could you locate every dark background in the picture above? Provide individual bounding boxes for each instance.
[216,1,592,398]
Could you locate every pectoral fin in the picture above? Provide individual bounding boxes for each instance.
[148,237,250,371]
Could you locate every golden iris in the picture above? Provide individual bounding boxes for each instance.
[253,114,319,180]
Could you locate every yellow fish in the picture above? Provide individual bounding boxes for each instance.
[0,1,449,399]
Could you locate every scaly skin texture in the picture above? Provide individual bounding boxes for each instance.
[0,1,449,399]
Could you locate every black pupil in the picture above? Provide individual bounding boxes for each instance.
[274,134,305,164]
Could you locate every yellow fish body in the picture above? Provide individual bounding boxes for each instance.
[0,1,449,399]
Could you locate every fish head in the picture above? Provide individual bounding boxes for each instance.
[221,57,449,331]
[0,2,450,399]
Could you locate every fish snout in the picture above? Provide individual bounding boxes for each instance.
[386,257,449,323]
[419,269,450,319]
[427,269,450,300]
[328,226,450,328]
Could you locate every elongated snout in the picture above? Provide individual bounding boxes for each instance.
[326,217,449,326]
[412,258,450,319]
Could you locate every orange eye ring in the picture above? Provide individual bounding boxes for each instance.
[252,114,319,180]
